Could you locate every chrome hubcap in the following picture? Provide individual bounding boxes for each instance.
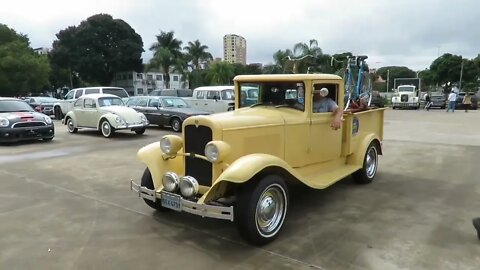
[102,122,110,136]
[256,184,286,236]
[67,120,74,131]
[173,120,180,131]
[366,147,377,178]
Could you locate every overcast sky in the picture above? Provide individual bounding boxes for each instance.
[2,0,479,71]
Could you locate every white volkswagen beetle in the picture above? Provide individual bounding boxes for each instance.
[63,94,149,138]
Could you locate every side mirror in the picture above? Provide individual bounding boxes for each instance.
[214,95,219,101]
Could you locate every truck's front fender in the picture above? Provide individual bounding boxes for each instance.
[137,142,183,188]
[200,153,299,203]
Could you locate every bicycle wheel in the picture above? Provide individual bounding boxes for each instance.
[359,72,372,106]
[344,72,356,110]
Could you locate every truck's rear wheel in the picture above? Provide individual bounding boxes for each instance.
[235,175,289,246]
[141,168,168,211]
[353,142,379,184]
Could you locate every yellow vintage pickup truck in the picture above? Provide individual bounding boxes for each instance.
[130,74,385,245]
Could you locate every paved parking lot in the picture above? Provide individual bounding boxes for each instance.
[1,109,479,270]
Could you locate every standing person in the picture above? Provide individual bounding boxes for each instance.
[462,92,472,112]
[446,90,457,112]
[424,92,432,110]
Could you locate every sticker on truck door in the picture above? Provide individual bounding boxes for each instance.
[352,117,359,136]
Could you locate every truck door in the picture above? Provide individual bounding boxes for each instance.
[308,82,343,164]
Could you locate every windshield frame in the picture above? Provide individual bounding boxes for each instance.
[237,81,306,111]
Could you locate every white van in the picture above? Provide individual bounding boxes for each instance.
[53,87,129,119]
[184,86,235,113]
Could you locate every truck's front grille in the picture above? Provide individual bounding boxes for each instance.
[184,125,212,186]
[401,95,408,102]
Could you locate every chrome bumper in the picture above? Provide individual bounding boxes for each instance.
[130,180,234,221]
[116,123,148,129]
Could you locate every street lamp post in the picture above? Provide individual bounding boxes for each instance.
[386,69,390,93]
[459,59,464,90]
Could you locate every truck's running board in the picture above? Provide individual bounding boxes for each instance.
[297,164,361,189]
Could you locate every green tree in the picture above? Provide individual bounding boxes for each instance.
[0,24,50,96]
[207,61,235,85]
[149,30,183,88]
[271,49,293,73]
[50,14,144,86]
[429,54,479,93]
[184,39,212,70]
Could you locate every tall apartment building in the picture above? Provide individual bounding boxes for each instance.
[223,34,247,64]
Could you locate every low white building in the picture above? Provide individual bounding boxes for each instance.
[112,71,187,96]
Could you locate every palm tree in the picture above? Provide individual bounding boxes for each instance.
[184,40,213,70]
[292,39,323,73]
[149,31,183,88]
[207,61,235,85]
[272,49,293,73]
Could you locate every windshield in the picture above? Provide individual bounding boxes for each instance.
[0,100,35,112]
[102,88,129,98]
[98,97,124,107]
[238,82,305,111]
[162,98,189,108]
[398,86,415,92]
[221,89,235,100]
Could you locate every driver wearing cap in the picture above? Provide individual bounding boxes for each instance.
[312,87,343,130]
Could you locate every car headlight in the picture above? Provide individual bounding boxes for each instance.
[44,115,52,124]
[162,172,180,192]
[140,114,147,122]
[159,135,183,155]
[115,116,125,124]
[204,141,231,163]
[0,117,9,127]
[180,176,199,197]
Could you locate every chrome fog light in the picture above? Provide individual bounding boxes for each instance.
[162,172,180,192]
[179,176,199,198]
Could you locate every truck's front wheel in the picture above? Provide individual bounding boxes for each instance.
[353,142,379,184]
[141,168,168,211]
[235,175,289,246]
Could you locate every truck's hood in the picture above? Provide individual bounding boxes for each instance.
[201,107,286,130]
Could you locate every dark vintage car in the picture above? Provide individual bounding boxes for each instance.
[0,97,55,142]
[149,88,193,97]
[455,92,478,110]
[26,96,59,115]
[126,96,209,132]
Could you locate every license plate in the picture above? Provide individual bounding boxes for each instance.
[161,191,182,211]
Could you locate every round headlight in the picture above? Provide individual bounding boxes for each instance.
[162,172,180,192]
[140,114,147,122]
[159,135,183,155]
[179,176,199,198]
[204,143,219,162]
[44,115,52,124]
[0,117,9,127]
[160,136,172,154]
[115,116,125,123]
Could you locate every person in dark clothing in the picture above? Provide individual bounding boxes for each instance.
[473,218,480,240]
[424,92,432,110]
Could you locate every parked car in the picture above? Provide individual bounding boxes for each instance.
[0,97,55,142]
[149,88,193,97]
[53,87,129,120]
[63,94,148,138]
[26,96,59,115]
[429,93,446,109]
[127,96,209,132]
[455,92,478,110]
[183,86,235,113]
